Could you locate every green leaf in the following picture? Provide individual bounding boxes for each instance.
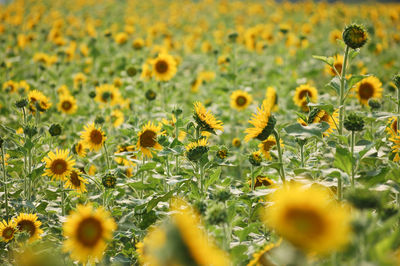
[325,76,341,95]
[137,162,157,173]
[307,102,335,115]
[146,190,174,213]
[205,167,221,189]
[284,122,330,139]
[334,146,352,175]
[312,55,334,66]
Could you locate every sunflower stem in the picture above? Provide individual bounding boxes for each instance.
[337,176,342,201]
[195,126,200,140]
[60,180,65,216]
[1,144,9,220]
[140,157,146,199]
[397,86,400,133]
[273,129,286,183]
[103,143,111,170]
[300,142,305,168]
[198,161,204,195]
[338,45,350,136]
[350,130,355,188]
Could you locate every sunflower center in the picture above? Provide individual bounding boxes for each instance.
[298,89,311,100]
[102,92,111,102]
[358,82,374,99]
[285,208,325,237]
[51,159,68,175]
[69,171,81,187]
[17,220,36,236]
[263,140,276,151]
[236,96,247,106]
[2,227,15,239]
[392,120,398,133]
[76,217,103,247]
[155,60,168,74]
[333,62,342,74]
[62,100,72,111]
[140,130,156,148]
[90,129,103,145]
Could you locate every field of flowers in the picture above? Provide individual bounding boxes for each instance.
[1,0,400,265]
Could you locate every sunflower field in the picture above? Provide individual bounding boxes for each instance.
[1,0,400,265]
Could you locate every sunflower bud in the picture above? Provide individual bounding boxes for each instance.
[393,73,400,89]
[193,200,207,215]
[89,91,96,98]
[126,66,137,77]
[49,124,62,137]
[232,138,241,148]
[102,173,116,188]
[342,24,368,49]
[145,89,157,101]
[367,98,381,110]
[344,113,365,132]
[228,32,238,42]
[206,204,228,225]
[249,151,262,166]
[95,116,105,125]
[216,147,228,160]
[24,125,38,138]
[211,188,231,202]
[15,99,28,108]
[186,144,208,162]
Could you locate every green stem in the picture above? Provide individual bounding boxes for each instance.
[300,143,304,168]
[1,146,9,220]
[397,87,400,134]
[103,143,111,170]
[338,46,350,135]
[273,129,286,183]
[250,165,255,191]
[140,157,146,199]
[195,126,200,140]
[337,176,342,201]
[351,130,355,188]
[60,180,65,216]
[198,162,204,195]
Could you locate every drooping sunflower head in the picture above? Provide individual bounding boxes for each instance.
[151,53,177,82]
[249,150,262,166]
[230,90,253,111]
[193,102,224,134]
[64,169,88,193]
[57,94,77,114]
[43,149,75,181]
[14,213,43,243]
[343,23,368,49]
[307,108,338,135]
[186,138,209,162]
[0,220,16,242]
[80,123,107,152]
[265,86,278,111]
[263,183,351,255]
[136,122,163,158]
[244,101,276,142]
[28,90,52,113]
[293,84,318,111]
[258,135,282,160]
[354,76,382,106]
[247,239,281,266]
[63,204,117,264]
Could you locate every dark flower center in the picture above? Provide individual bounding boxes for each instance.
[90,130,103,145]
[140,130,156,148]
[17,220,36,237]
[51,159,68,175]
[358,82,374,100]
[236,96,247,106]
[69,171,81,187]
[155,60,168,74]
[77,217,103,247]
[62,100,72,110]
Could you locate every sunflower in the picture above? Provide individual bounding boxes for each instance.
[136,122,163,158]
[114,144,136,167]
[43,149,75,181]
[74,141,88,157]
[247,175,275,189]
[263,183,351,255]
[325,54,343,76]
[2,80,18,93]
[0,220,16,242]
[58,94,77,114]
[137,226,167,265]
[57,85,70,96]
[306,108,339,135]
[386,117,398,137]
[329,29,342,44]
[63,204,117,264]
[244,101,276,142]
[265,86,278,111]
[354,76,383,106]
[258,135,283,160]
[64,169,88,193]
[14,213,43,243]
[247,239,281,266]
[193,102,224,134]
[186,138,209,162]
[94,84,123,107]
[141,63,153,80]
[232,137,241,147]
[293,84,318,111]
[110,109,124,128]
[80,123,107,152]
[28,90,52,113]
[73,72,87,89]
[151,53,177,81]
[170,198,230,266]
[0,153,10,165]
[230,90,253,111]
[389,134,400,162]
[18,80,30,93]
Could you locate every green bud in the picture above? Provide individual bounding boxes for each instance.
[216,147,228,160]
[343,24,368,49]
[24,125,38,138]
[145,89,157,101]
[344,113,364,132]
[126,66,137,77]
[249,151,262,166]
[95,116,105,125]
[89,91,96,98]
[15,99,28,108]
[102,173,116,188]
[207,204,228,225]
[49,124,62,137]
[228,32,238,42]
[367,98,381,110]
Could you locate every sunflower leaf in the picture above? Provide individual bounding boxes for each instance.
[326,76,341,95]
[307,103,335,115]
[312,55,334,66]
[284,122,330,139]
[334,146,352,175]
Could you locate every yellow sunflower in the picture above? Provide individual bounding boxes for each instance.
[354,76,383,106]
[136,122,163,158]
[63,204,117,264]
[74,141,88,157]
[329,29,342,44]
[386,116,398,137]
[18,81,30,93]
[263,183,351,255]
[305,108,339,135]
[80,123,107,152]
[2,80,18,93]
[110,109,124,128]
[258,135,283,160]
[0,220,16,242]
[247,175,275,189]
[28,90,52,113]
[193,101,224,134]
[57,94,77,114]
[265,86,278,111]
[389,134,400,162]
[43,149,75,181]
[137,226,167,265]
[244,101,276,142]
[230,90,253,111]
[325,54,343,76]
[94,84,123,107]
[73,72,87,89]
[185,138,209,162]
[232,137,241,147]
[141,63,153,81]
[293,84,318,111]
[170,198,231,266]
[64,169,88,193]
[14,213,43,243]
[114,144,136,167]
[151,53,177,81]
[247,239,281,266]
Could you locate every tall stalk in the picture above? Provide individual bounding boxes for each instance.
[338,46,350,135]
[1,144,9,220]
[273,129,286,183]
[350,130,356,188]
